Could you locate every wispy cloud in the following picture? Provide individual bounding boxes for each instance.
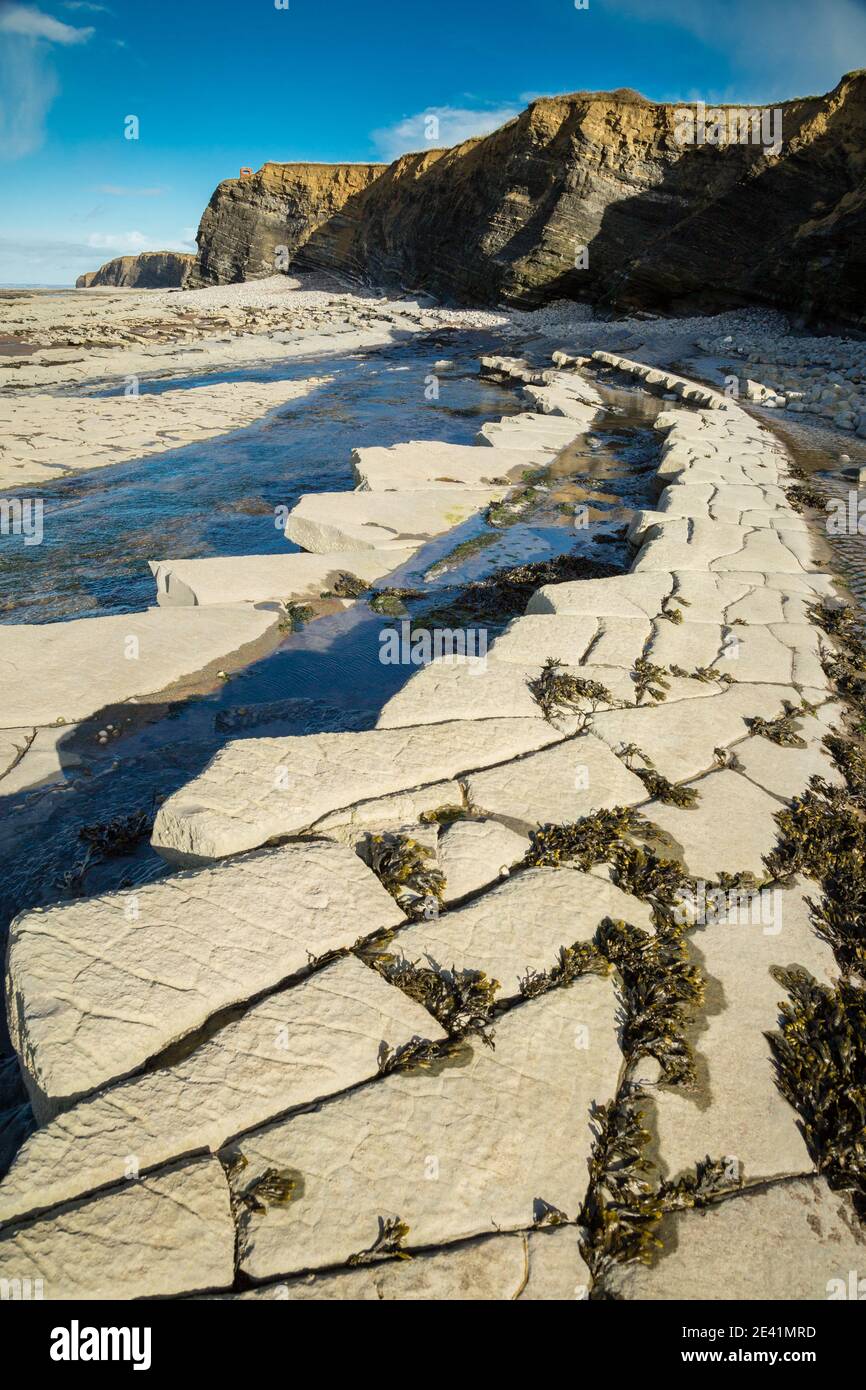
[0,2,93,42]
[604,0,866,100]
[85,230,195,254]
[370,103,522,161]
[0,3,95,159]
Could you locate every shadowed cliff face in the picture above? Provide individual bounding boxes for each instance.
[76,252,195,289]
[187,163,385,286]
[192,73,866,328]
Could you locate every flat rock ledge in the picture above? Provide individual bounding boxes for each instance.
[2,351,860,1300]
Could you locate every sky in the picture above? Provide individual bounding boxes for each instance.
[1,0,865,285]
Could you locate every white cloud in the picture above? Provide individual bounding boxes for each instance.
[0,3,93,42]
[370,104,522,162]
[85,230,194,255]
[604,0,866,100]
[0,4,94,159]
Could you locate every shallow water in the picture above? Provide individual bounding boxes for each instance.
[0,334,522,624]
[0,345,664,1161]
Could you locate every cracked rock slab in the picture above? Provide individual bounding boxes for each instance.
[377,656,591,731]
[209,1227,590,1300]
[437,818,531,903]
[0,956,444,1227]
[527,572,674,619]
[0,1155,233,1300]
[645,768,781,880]
[0,605,280,728]
[591,683,800,784]
[150,550,416,607]
[6,840,402,1120]
[283,488,506,553]
[391,866,653,998]
[601,1179,866,1301]
[230,982,621,1281]
[151,719,565,862]
[651,883,837,1186]
[465,733,652,830]
[351,442,535,489]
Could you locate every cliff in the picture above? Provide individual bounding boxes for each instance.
[76,251,195,290]
[192,72,866,328]
[187,162,385,285]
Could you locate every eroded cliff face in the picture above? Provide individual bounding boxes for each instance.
[187,163,385,285]
[76,251,195,289]
[193,73,866,328]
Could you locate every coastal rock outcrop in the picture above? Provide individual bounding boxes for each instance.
[192,71,866,328]
[76,250,195,289]
[187,162,385,285]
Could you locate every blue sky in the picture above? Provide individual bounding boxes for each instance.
[1,0,865,284]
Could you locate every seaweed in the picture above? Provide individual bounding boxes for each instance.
[369,587,423,617]
[595,918,705,1086]
[659,1156,743,1211]
[618,743,699,807]
[519,941,611,999]
[347,1217,412,1265]
[327,571,369,599]
[528,658,615,726]
[522,806,650,872]
[243,1166,303,1213]
[578,1089,665,1279]
[279,601,313,631]
[368,955,500,1047]
[79,808,154,857]
[745,705,807,748]
[767,969,866,1211]
[368,833,446,920]
[631,657,670,704]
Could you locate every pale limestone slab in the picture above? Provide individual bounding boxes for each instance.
[634,522,819,575]
[437,818,531,903]
[209,1228,590,1301]
[0,728,34,780]
[150,550,416,607]
[283,488,505,553]
[590,683,795,783]
[392,866,653,997]
[311,780,463,843]
[526,572,674,619]
[351,442,535,490]
[465,733,647,829]
[602,1179,866,1301]
[0,605,279,728]
[0,956,444,1228]
[232,983,622,1281]
[0,1156,233,1300]
[645,768,781,880]
[521,387,601,426]
[732,728,844,802]
[375,657,581,732]
[151,719,564,862]
[487,615,600,667]
[650,883,836,1186]
[488,616,652,674]
[647,619,803,686]
[6,840,402,1120]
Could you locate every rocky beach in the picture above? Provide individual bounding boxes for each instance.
[1,28,865,1322]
